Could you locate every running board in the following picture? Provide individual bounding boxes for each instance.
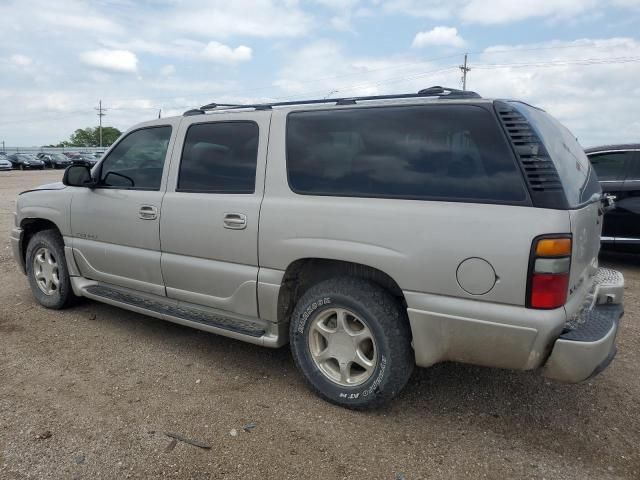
[82,283,274,343]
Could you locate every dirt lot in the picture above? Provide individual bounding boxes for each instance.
[0,170,639,479]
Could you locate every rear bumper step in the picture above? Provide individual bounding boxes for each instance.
[542,301,623,383]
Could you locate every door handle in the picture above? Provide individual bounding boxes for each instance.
[223,213,247,230]
[139,205,158,220]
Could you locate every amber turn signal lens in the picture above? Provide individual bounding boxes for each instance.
[535,238,572,257]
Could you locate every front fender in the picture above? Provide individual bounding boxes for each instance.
[16,188,72,236]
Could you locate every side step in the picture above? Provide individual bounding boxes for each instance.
[85,285,265,337]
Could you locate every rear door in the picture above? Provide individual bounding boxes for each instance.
[159,111,271,317]
[588,150,633,242]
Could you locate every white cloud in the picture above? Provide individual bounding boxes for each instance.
[330,15,354,31]
[10,54,32,67]
[160,64,176,76]
[274,37,640,146]
[376,0,459,19]
[315,0,361,8]
[459,0,599,24]
[168,0,313,38]
[273,39,451,97]
[460,37,640,146]
[105,39,252,64]
[377,0,640,23]
[80,49,138,73]
[2,0,123,35]
[412,26,465,48]
[202,42,252,63]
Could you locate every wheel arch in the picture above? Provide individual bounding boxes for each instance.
[276,258,407,326]
[19,218,64,270]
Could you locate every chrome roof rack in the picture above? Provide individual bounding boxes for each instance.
[183,86,481,116]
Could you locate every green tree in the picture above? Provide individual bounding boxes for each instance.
[56,126,122,148]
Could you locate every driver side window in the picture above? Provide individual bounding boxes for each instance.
[100,126,172,190]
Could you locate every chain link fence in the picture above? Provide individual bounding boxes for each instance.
[1,146,107,155]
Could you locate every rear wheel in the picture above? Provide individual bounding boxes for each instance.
[25,230,76,309]
[290,277,414,409]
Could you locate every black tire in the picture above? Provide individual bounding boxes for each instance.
[290,277,414,409]
[25,230,76,309]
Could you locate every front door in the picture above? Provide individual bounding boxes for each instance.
[70,123,177,296]
[160,111,271,317]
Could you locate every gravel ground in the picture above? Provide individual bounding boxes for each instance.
[1,170,639,480]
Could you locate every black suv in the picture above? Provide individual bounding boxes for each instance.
[586,144,640,248]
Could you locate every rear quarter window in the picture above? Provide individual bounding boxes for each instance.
[286,104,528,204]
[510,102,600,207]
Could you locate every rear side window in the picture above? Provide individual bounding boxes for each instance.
[178,121,258,194]
[286,105,528,203]
[589,152,629,181]
[511,102,600,207]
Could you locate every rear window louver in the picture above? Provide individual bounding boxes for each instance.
[494,101,567,209]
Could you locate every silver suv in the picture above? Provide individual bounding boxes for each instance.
[11,86,624,408]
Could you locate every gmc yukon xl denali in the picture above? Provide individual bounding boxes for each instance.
[11,87,624,408]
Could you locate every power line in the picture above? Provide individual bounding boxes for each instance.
[473,56,640,69]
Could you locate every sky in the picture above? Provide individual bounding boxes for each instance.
[0,0,639,147]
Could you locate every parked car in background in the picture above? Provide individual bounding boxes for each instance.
[8,153,45,170]
[586,144,640,249]
[37,153,73,169]
[70,154,98,167]
[0,154,12,171]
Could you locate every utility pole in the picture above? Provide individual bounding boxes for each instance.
[459,53,470,91]
[95,100,107,148]
[158,108,162,119]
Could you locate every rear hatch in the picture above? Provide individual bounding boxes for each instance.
[500,101,602,306]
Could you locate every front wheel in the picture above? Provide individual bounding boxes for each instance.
[25,230,76,309]
[290,277,414,409]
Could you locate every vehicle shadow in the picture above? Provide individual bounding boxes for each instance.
[80,298,619,423]
[69,298,639,474]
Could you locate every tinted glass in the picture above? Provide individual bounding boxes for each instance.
[178,121,258,194]
[286,105,527,202]
[588,152,629,181]
[99,126,171,190]
[512,102,600,207]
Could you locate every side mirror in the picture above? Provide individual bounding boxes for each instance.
[63,165,96,187]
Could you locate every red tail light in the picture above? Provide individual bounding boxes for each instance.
[530,273,569,309]
[528,236,572,309]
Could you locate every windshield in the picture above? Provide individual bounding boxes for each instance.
[511,102,600,208]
